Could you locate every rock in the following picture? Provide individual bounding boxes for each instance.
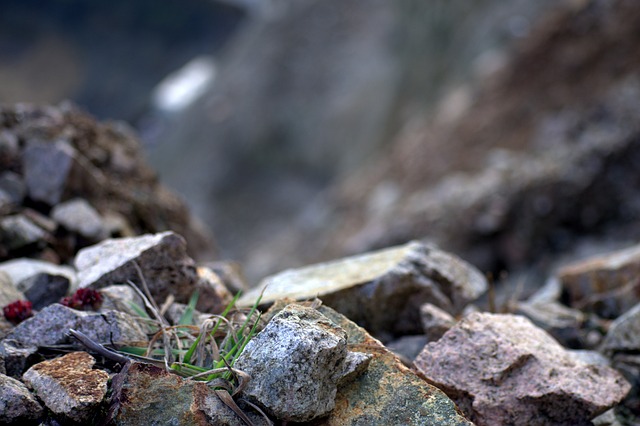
[205,261,248,293]
[235,304,370,422]
[385,335,429,364]
[0,215,47,251]
[0,372,44,424]
[601,302,640,354]
[558,243,640,318]
[75,231,199,307]
[415,312,631,425]
[194,266,233,314]
[17,273,70,310]
[0,340,39,378]
[0,258,77,291]
[22,352,108,423]
[239,241,486,338]
[22,139,76,206]
[0,270,24,307]
[591,409,623,426]
[99,284,146,318]
[420,303,457,342]
[515,300,587,348]
[51,198,108,240]
[265,301,473,425]
[6,303,148,347]
[165,303,209,327]
[108,361,266,426]
[0,171,25,205]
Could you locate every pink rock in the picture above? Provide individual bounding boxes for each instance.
[415,312,630,426]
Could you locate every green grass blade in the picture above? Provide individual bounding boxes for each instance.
[127,301,151,319]
[178,290,199,326]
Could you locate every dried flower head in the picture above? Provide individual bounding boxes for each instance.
[3,300,33,325]
[61,288,103,311]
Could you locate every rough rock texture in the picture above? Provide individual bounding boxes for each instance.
[420,303,457,342]
[239,241,486,338]
[0,340,39,378]
[515,301,588,349]
[235,304,370,422]
[75,231,199,307]
[0,372,43,424]
[558,243,640,319]
[108,362,265,426]
[6,303,148,347]
[415,312,631,425]
[22,352,108,423]
[265,301,473,425]
[0,102,215,263]
[17,273,70,310]
[601,302,640,355]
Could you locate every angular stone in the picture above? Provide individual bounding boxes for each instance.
[6,304,148,347]
[22,352,108,423]
[0,258,77,291]
[415,312,631,425]
[17,273,70,310]
[558,244,640,318]
[75,231,198,306]
[22,139,76,206]
[601,302,640,355]
[420,303,457,342]
[265,301,473,425]
[194,266,233,314]
[385,335,429,364]
[0,215,46,251]
[0,171,25,204]
[108,362,266,425]
[99,284,146,318]
[0,372,43,424]
[0,340,39,378]
[515,300,586,348]
[51,198,108,240]
[239,241,487,338]
[235,305,370,422]
[0,270,24,307]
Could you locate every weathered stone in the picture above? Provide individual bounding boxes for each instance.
[17,273,70,310]
[265,301,473,425]
[99,284,146,318]
[420,303,457,342]
[558,244,640,318]
[236,305,370,422]
[205,261,248,293]
[385,335,429,364]
[415,312,631,425]
[239,241,486,338]
[194,266,233,314]
[22,352,108,423]
[0,340,39,378]
[0,215,46,251]
[108,362,266,425]
[0,171,25,204]
[515,300,586,348]
[0,372,43,424]
[6,304,148,347]
[75,231,198,306]
[165,303,209,327]
[22,139,76,206]
[601,302,640,355]
[51,198,108,240]
[0,270,24,308]
[0,258,77,291]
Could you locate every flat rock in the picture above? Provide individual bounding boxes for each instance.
[108,361,266,426]
[239,241,486,338]
[75,231,199,306]
[266,301,473,425]
[51,198,108,240]
[235,304,371,422]
[22,139,76,206]
[601,302,640,354]
[0,258,77,291]
[558,244,640,318]
[415,312,631,426]
[0,372,43,424]
[17,272,70,310]
[22,352,108,423]
[6,303,148,347]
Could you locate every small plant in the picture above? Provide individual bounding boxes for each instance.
[3,299,33,324]
[61,288,103,310]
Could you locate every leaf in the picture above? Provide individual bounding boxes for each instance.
[214,389,255,426]
[178,290,199,326]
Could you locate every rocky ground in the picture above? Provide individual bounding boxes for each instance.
[0,102,639,425]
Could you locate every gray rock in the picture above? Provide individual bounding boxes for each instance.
[0,270,24,307]
[592,409,623,426]
[0,259,77,291]
[22,351,108,423]
[515,300,586,348]
[51,198,108,240]
[239,241,486,338]
[17,273,70,310]
[601,302,640,354]
[108,361,266,425]
[99,284,146,318]
[420,303,457,342]
[6,303,148,347]
[75,231,198,306]
[0,215,46,251]
[0,171,25,204]
[194,266,233,314]
[22,139,76,206]
[415,312,631,426]
[385,335,429,364]
[235,304,371,422]
[0,340,39,378]
[0,372,43,424]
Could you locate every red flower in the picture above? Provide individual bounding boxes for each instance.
[60,288,103,310]
[3,300,33,325]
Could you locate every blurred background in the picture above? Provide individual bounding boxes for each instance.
[3,0,640,285]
